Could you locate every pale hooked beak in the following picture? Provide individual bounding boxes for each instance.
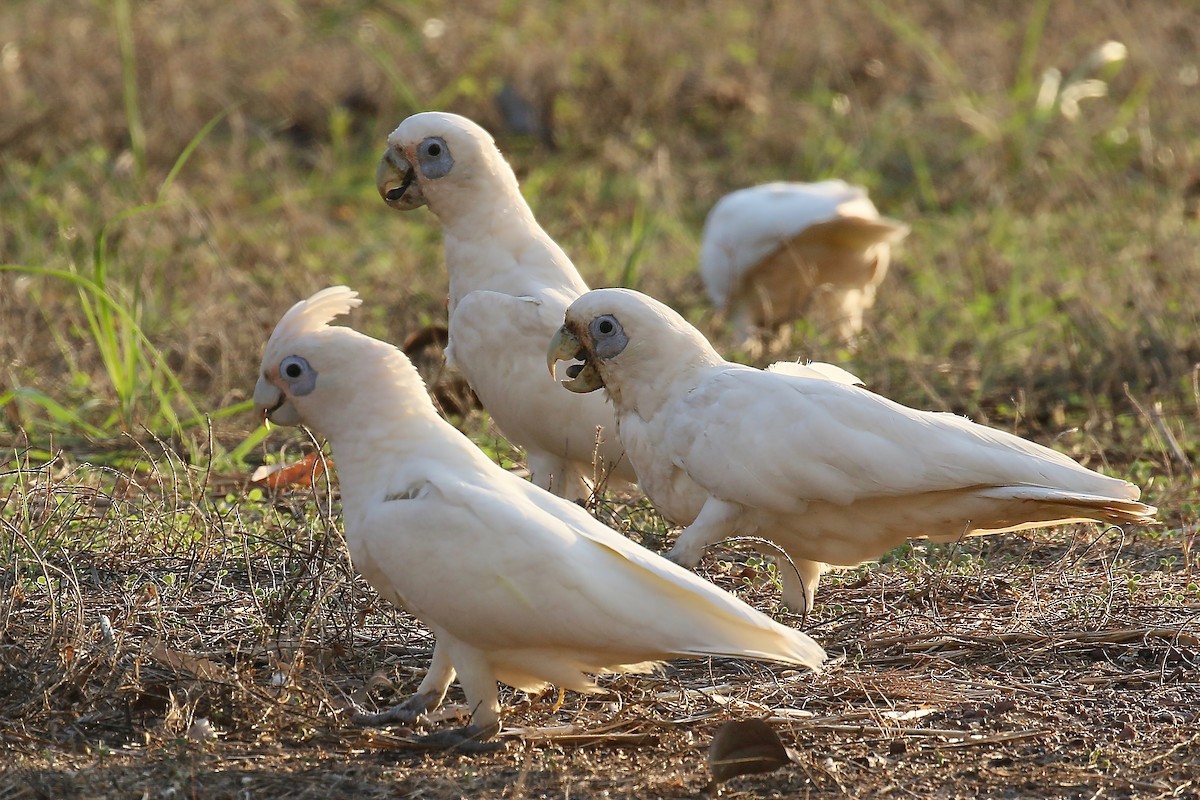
[376,146,426,210]
[547,326,605,393]
[254,376,301,426]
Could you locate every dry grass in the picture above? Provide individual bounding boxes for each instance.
[2,453,1197,798]
[3,0,1200,797]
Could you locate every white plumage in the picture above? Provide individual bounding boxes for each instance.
[549,288,1157,614]
[252,286,824,747]
[376,111,634,500]
[700,181,909,349]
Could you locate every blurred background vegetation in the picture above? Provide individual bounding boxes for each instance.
[1,0,1197,516]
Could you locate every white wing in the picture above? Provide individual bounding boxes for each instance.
[700,181,907,308]
[448,289,634,483]
[662,365,1139,515]
[354,466,823,668]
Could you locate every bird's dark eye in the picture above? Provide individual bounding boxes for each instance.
[588,315,628,360]
[278,355,318,396]
[416,137,454,178]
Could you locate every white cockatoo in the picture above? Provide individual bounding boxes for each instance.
[253,286,824,748]
[700,181,909,350]
[548,288,1157,615]
[376,112,635,500]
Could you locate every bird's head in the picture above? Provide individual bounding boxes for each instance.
[255,286,412,439]
[547,288,723,408]
[376,112,513,214]
[255,286,364,432]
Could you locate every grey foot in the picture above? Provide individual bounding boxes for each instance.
[413,722,504,753]
[351,689,441,726]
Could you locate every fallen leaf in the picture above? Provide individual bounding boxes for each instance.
[365,670,395,699]
[706,718,794,794]
[251,452,328,490]
[147,642,229,682]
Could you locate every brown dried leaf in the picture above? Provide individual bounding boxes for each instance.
[365,670,395,698]
[250,452,328,490]
[147,643,229,683]
[707,718,794,793]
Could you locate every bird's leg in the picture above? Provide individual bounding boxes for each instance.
[527,452,556,494]
[777,557,827,619]
[528,453,587,501]
[352,641,455,726]
[560,463,590,504]
[665,496,743,568]
[812,287,865,345]
[547,686,565,714]
[411,645,504,753]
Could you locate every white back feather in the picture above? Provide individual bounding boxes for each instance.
[767,360,864,387]
[700,180,908,308]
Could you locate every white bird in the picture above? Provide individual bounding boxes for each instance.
[548,288,1157,615]
[253,286,825,749]
[376,111,635,500]
[700,180,909,351]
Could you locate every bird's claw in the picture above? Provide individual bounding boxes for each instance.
[412,722,504,753]
[350,689,441,727]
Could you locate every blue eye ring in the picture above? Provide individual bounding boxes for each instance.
[417,136,454,179]
[588,315,629,359]
[279,355,317,396]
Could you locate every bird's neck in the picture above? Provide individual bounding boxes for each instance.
[431,183,590,306]
[328,413,451,514]
[607,349,725,421]
[313,352,478,507]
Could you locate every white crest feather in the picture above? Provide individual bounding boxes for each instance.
[267,286,362,350]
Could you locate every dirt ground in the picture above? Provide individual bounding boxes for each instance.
[3,485,1197,799]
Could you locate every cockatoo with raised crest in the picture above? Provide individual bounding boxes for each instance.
[253,286,824,749]
[700,180,909,350]
[548,288,1157,615]
[376,111,634,499]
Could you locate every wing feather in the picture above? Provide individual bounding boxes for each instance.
[449,290,632,482]
[665,366,1139,515]
[356,468,823,669]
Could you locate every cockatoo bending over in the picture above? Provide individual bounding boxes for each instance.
[700,181,909,351]
[548,288,1157,615]
[376,111,635,500]
[253,286,825,749]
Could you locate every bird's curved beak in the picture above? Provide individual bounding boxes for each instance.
[254,377,301,427]
[547,326,604,393]
[376,146,425,210]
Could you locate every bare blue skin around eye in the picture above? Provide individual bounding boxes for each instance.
[590,316,629,360]
[417,137,454,179]
[281,356,318,396]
